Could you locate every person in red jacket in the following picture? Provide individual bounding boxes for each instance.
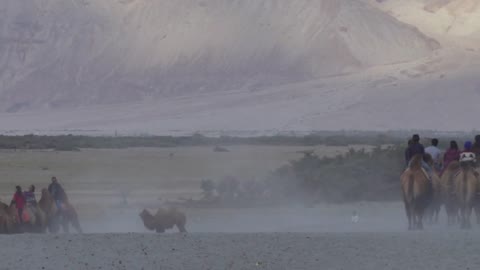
[11,186,26,224]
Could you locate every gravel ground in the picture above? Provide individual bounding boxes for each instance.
[1,232,479,270]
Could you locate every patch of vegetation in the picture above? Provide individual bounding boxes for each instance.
[0,131,476,150]
[192,146,406,205]
[268,146,406,203]
[0,133,403,150]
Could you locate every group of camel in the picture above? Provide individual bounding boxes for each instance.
[0,188,82,234]
[401,153,480,230]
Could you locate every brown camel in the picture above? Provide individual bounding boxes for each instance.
[441,161,461,226]
[424,154,442,224]
[39,188,82,233]
[39,188,59,232]
[401,154,433,230]
[140,208,187,233]
[454,159,480,229]
[39,188,57,219]
[0,201,20,234]
[20,204,47,233]
[475,180,480,225]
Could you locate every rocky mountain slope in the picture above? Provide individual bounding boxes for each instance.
[2,0,480,134]
[0,0,438,112]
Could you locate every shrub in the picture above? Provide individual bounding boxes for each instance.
[268,146,405,203]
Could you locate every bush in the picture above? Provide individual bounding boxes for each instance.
[268,146,405,203]
[200,179,216,200]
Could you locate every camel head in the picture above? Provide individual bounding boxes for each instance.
[139,209,156,231]
[139,209,154,221]
[408,154,424,170]
[41,188,50,197]
[423,153,434,167]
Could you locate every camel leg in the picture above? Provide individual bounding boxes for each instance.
[48,218,59,234]
[65,208,82,233]
[477,209,480,225]
[460,206,467,229]
[448,204,456,226]
[448,205,456,226]
[416,207,424,230]
[445,204,452,226]
[71,217,82,234]
[177,224,187,233]
[457,209,462,225]
[427,202,437,225]
[434,205,441,224]
[475,205,480,225]
[465,206,473,229]
[404,202,413,230]
[62,216,69,233]
[411,203,419,230]
[425,207,433,225]
[63,223,70,233]
[0,220,4,234]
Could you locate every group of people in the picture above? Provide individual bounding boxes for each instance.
[11,176,67,224]
[404,134,480,176]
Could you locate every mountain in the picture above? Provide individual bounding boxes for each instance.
[2,0,480,134]
[367,0,480,43]
[0,0,438,113]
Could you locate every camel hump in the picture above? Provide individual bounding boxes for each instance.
[408,154,424,170]
[446,161,460,172]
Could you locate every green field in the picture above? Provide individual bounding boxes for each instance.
[0,145,371,203]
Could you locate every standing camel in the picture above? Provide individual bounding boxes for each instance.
[38,188,82,233]
[0,201,21,234]
[424,154,442,224]
[441,162,461,226]
[454,153,480,229]
[401,154,433,230]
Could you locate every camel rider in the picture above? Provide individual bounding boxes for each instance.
[425,138,442,171]
[24,185,37,206]
[471,135,480,167]
[462,141,474,156]
[406,134,433,179]
[471,135,480,155]
[48,177,66,212]
[11,186,26,224]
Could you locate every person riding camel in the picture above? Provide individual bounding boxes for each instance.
[425,138,442,172]
[24,185,37,206]
[472,135,480,154]
[11,186,26,224]
[442,140,461,175]
[405,134,432,179]
[48,177,67,213]
[470,135,480,167]
[462,141,474,156]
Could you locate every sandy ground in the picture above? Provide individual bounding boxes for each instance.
[0,201,478,270]
[1,231,480,270]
